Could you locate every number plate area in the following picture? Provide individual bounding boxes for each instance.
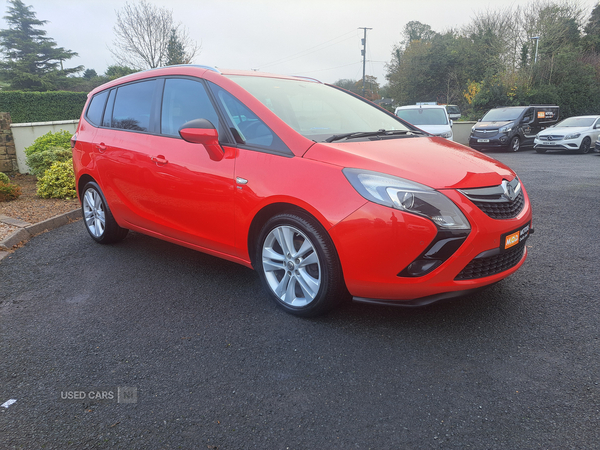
[501,222,531,251]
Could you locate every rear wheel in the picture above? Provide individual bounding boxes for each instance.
[509,136,520,152]
[578,137,591,154]
[256,212,347,317]
[81,182,128,244]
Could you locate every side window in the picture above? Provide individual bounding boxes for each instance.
[86,90,109,126]
[161,78,219,136]
[522,108,534,123]
[209,83,290,154]
[102,89,116,128]
[111,80,157,132]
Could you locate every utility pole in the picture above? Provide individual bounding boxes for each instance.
[531,36,540,64]
[359,27,372,97]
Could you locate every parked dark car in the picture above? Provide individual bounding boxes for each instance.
[469,105,559,152]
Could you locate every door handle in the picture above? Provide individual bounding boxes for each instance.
[96,143,107,153]
[150,155,168,165]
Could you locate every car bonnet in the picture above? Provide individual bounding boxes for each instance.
[303,137,515,190]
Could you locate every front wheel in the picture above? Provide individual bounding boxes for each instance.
[256,212,347,317]
[81,182,128,244]
[578,137,591,154]
[509,136,520,152]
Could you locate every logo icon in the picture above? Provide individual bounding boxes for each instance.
[501,180,517,201]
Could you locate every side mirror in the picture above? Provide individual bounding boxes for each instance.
[477,119,481,122]
[449,119,453,127]
[179,119,224,161]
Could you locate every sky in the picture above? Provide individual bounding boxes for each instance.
[2,0,599,86]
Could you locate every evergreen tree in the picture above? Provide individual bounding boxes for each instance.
[583,2,600,52]
[165,29,187,66]
[0,0,82,90]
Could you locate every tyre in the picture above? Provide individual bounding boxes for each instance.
[256,212,347,317]
[81,181,128,244]
[578,137,591,154]
[535,148,547,154]
[509,136,520,152]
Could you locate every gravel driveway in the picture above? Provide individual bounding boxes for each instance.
[1,149,599,449]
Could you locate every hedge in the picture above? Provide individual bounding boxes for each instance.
[0,91,87,123]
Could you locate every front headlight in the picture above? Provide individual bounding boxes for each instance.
[565,132,581,140]
[499,123,513,133]
[343,169,470,230]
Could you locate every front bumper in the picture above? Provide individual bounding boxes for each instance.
[534,139,581,151]
[328,189,533,303]
[469,134,511,150]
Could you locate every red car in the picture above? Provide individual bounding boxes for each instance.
[72,65,532,316]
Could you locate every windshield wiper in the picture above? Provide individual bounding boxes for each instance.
[325,129,424,143]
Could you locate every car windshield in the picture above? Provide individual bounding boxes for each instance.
[227,75,409,142]
[555,117,596,127]
[481,108,527,122]
[445,105,460,114]
[395,108,448,126]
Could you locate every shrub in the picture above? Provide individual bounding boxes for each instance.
[0,91,87,123]
[0,172,10,184]
[36,159,76,199]
[26,146,72,178]
[25,130,73,177]
[0,180,22,202]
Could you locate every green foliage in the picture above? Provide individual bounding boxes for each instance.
[0,180,21,201]
[26,146,72,178]
[385,1,600,120]
[24,130,73,177]
[0,172,10,184]
[104,65,137,80]
[0,91,86,123]
[36,159,76,199]
[166,29,187,66]
[0,0,82,91]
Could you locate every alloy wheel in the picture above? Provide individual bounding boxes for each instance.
[261,225,321,307]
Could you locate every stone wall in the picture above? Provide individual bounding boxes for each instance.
[0,112,18,173]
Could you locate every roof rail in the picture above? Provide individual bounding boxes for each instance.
[143,64,222,74]
[291,75,323,83]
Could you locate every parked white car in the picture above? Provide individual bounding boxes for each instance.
[395,104,453,140]
[534,115,600,154]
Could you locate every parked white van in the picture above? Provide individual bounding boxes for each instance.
[395,104,453,140]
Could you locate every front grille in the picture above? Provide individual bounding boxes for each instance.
[459,177,525,220]
[538,135,564,141]
[472,189,524,220]
[473,129,498,138]
[455,243,525,280]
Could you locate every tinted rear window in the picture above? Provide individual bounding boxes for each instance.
[86,90,109,126]
[112,80,157,132]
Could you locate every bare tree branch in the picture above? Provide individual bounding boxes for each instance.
[109,0,199,70]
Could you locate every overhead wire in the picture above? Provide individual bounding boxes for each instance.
[258,30,357,70]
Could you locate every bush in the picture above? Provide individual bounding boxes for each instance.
[0,180,22,202]
[36,159,76,199]
[0,91,87,123]
[25,130,73,177]
[0,172,10,184]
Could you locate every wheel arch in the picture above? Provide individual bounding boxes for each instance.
[77,173,97,198]
[247,202,333,270]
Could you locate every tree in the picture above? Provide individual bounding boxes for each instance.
[583,2,600,52]
[110,0,199,70]
[104,64,137,80]
[0,0,82,90]
[83,69,97,79]
[332,78,359,93]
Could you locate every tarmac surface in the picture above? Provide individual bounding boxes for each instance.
[1,149,599,449]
